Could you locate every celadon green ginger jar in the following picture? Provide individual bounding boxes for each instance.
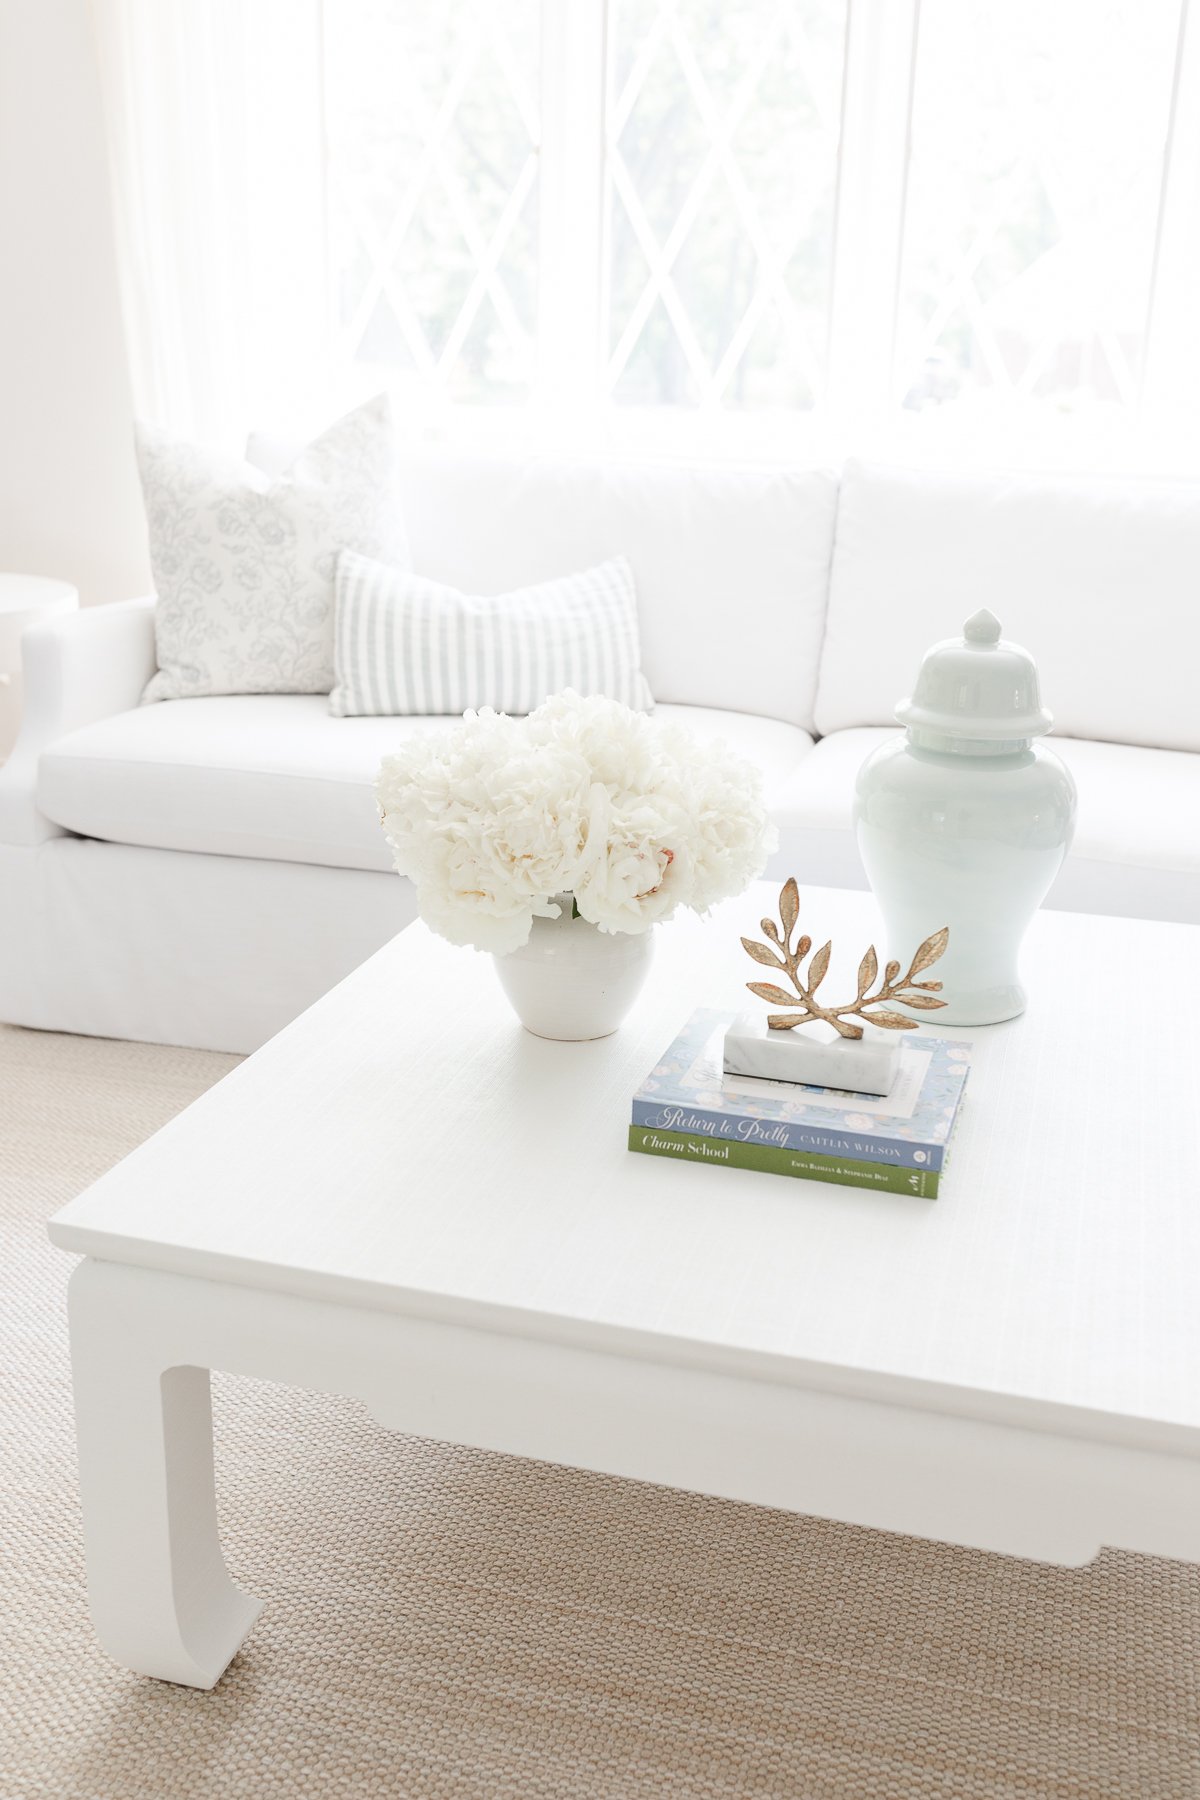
[853,609,1077,1026]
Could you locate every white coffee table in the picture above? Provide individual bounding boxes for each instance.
[48,883,1200,1689]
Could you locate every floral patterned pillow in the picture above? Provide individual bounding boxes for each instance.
[138,395,408,701]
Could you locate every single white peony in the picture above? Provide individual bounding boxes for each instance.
[376,690,777,953]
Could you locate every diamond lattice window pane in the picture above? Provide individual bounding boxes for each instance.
[606,0,846,411]
[324,0,540,403]
[896,0,1183,419]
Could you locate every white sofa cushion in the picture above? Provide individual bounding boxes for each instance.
[817,462,1200,753]
[772,728,1200,924]
[37,696,814,875]
[249,437,838,732]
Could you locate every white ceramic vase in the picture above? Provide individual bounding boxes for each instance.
[853,609,1077,1026]
[493,896,655,1040]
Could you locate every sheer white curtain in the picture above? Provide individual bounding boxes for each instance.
[89,0,327,446]
[88,0,1200,468]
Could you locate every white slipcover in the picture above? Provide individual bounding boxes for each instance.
[0,838,414,1054]
[37,697,1197,924]
[250,438,840,731]
[818,462,1200,752]
[5,454,1200,1055]
[36,695,814,872]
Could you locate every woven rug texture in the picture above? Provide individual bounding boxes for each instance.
[1,1019,1198,1800]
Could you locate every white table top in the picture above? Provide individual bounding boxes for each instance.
[49,884,1200,1446]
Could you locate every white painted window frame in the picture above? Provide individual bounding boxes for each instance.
[534,0,608,422]
[824,0,920,444]
[1142,0,1200,429]
[322,0,1198,467]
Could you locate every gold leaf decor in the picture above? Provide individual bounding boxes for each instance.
[741,879,949,1040]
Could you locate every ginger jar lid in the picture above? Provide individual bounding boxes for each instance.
[895,609,1053,746]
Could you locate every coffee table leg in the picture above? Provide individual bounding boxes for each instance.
[67,1259,263,1688]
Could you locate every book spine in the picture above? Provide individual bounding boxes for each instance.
[629,1125,939,1198]
[630,1100,944,1172]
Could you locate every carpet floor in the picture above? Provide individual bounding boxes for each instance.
[2,1020,1198,1800]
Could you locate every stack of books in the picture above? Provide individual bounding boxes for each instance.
[629,1008,970,1198]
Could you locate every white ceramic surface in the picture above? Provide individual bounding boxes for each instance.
[492,897,654,1040]
[854,614,1077,1026]
[895,607,1053,743]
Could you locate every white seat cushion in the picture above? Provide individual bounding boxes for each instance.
[772,729,1200,924]
[37,696,814,874]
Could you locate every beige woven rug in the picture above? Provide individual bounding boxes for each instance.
[3,1022,1198,1800]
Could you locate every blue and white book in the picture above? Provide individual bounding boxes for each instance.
[631,1008,970,1173]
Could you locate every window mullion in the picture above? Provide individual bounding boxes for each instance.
[535,0,607,421]
[1141,0,1200,429]
[824,0,921,443]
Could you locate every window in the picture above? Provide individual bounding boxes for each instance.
[314,1,1194,464]
[602,0,846,415]
[895,0,1185,425]
[99,0,1200,466]
[322,0,853,444]
[324,1,542,404]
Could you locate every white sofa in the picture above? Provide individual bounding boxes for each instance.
[2,454,1197,1053]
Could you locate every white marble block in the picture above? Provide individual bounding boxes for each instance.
[722,1011,901,1096]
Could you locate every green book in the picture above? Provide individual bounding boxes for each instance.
[628,1124,940,1198]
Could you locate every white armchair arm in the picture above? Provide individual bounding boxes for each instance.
[0,597,157,846]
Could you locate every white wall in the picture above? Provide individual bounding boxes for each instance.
[0,0,149,604]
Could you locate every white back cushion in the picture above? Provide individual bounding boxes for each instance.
[248,437,837,729]
[817,461,1200,753]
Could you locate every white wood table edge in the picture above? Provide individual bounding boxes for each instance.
[49,1215,1200,1464]
[59,1250,1200,1689]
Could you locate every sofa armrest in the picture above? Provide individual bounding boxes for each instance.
[0,597,157,845]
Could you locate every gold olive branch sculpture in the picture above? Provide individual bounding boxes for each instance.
[741,878,949,1040]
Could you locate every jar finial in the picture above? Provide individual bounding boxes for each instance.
[895,610,1052,743]
[964,608,1002,645]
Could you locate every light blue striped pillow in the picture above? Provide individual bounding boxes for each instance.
[330,549,654,716]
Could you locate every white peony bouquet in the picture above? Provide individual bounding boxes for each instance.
[376,690,777,955]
